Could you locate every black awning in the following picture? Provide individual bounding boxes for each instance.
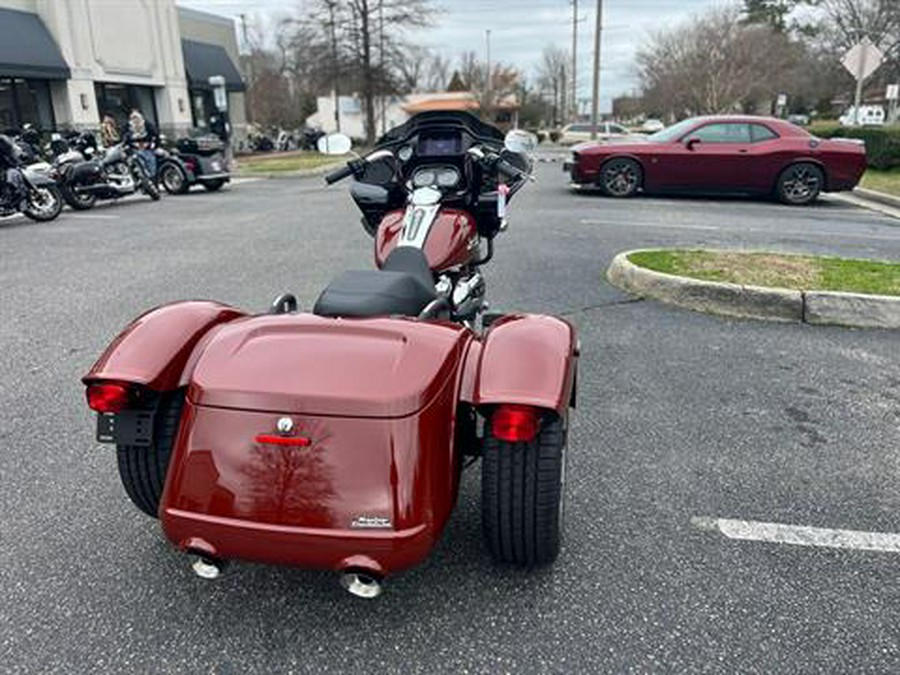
[0,8,70,80]
[182,40,245,92]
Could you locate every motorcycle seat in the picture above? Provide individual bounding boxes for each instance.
[313,247,436,319]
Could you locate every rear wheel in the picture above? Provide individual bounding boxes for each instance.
[160,163,189,195]
[203,179,226,192]
[777,162,824,205]
[63,185,96,210]
[599,157,642,197]
[116,390,185,518]
[481,412,567,566]
[23,184,63,222]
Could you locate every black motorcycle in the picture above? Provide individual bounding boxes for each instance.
[0,145,63,223]
[158,136,230,195]
[56,134,159,210]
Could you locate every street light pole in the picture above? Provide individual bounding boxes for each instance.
[590,0,602,140]
[327,0,341,133]
[571,0,578,121]
[485,29,492,120]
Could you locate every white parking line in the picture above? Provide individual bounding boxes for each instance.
[692,516,900,553]
[580,218,900,241]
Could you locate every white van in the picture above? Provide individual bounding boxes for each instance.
[839,105,885,127]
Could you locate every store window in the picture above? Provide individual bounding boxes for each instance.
[94,83,159,130]
[189,89,216,129]
[0,78,55,132]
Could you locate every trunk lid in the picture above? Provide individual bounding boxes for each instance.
[189,314,470,418]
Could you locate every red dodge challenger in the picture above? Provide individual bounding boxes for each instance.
[564,115,867,205]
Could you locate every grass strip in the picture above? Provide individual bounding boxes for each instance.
[628,249,900,297]
[861,169,900,197]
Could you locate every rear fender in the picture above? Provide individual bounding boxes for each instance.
[83,301,247,392]
[466,315,578,416]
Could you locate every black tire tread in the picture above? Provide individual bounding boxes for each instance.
[115,390,185,518]
[482,414,566,566]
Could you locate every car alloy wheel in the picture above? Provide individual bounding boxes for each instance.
[601,159,640,197]
[781,164,822,204]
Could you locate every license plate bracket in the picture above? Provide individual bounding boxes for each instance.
[96,410,154,446]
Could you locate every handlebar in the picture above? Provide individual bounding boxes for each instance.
[325,162,356,185]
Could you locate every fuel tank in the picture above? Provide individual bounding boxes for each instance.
[160,314,474,574]
[375,208,477,272]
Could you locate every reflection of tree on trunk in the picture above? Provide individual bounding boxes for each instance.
[241,420,336,527]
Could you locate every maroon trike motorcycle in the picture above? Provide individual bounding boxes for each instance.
[83,112,578,598]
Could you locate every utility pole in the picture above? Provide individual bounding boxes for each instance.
[590,0,602,140]
[379,1,386,135]
[326,0,341,133]
[571,0,577,122]
[485,29,492,121]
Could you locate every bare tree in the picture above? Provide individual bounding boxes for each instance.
[536,46,570,126]
[636,7,800,119]
[818,0,900,55]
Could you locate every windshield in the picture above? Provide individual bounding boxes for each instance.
[647,118,700,143]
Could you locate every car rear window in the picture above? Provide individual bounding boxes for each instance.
[750,124,779,142]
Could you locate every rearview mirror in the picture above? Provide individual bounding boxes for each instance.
[317,133,352,155]
[504,129,538,155]
[685,137,701,150]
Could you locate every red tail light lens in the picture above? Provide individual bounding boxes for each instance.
[86,382,131,413]
[255,434,312,447]
[492,404,540,443]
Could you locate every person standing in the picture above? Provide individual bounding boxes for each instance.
[100,114,120,148]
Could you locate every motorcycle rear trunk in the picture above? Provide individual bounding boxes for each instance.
[160,314,471,575]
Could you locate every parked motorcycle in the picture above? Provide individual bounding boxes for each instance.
[158,136,230,195]
[82,112,577,596]
[56,134,159,210]
[0,135,63,222]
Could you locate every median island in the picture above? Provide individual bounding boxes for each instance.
[607,249,900,329]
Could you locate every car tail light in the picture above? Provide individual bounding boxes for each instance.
[492,404,540,443]
[255,434,312,447]
[86,382,132,413]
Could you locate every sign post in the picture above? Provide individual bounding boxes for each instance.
[841,38,884,125]
[887,84,899,124]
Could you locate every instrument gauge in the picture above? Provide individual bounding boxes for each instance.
[413,169,436,188]
[436,167,460,187]
[398,145,414,162]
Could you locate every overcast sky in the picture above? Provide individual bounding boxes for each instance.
[178,0,737,111]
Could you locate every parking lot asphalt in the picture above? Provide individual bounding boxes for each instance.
[2,163,900,674]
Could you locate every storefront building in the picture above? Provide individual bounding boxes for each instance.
[0,0,245,139]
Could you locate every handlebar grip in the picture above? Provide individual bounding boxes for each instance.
[324,163,355,185]
[496,158,526,180]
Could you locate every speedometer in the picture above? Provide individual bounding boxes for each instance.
[413,169,436,187]
[436,167,460,188]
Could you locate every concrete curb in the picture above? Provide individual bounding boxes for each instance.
[854,187,900,210]
[234,161,345,180]
[607,250,900,330]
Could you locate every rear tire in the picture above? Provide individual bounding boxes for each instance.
[599,157,642,198]
[63,185,96,211]
[116,390,185,518]
[203,179,226,192]
[481,412,567,566]
[777,162,824,205]
[160,164,189,195]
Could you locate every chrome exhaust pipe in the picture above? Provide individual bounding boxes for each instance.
[339,571,384,599]
[191,555,226,580]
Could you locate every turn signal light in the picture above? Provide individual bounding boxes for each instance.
[492,404,540,443]
[86,382,131,413]
[255,434,312,447]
